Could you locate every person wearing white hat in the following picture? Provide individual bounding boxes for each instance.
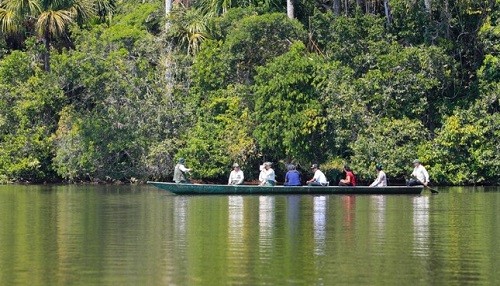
[228,163,244,185]
[259,162,276,186]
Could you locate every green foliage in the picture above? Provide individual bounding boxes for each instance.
[423,110,499,185]
[0,0,498,185]
[253,42,326,162]
[191,12,306,93]
[0,66,64,182]
[357,43,455,121]
[350,118,427,182]
[178,84,256,179]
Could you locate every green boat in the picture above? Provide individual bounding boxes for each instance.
[147,181,425,195]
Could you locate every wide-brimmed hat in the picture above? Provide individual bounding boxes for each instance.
[412,159,420,164]
[264,162,272,167]
[310,164,319,169]
[232,163,240,168]
[178,158,185,164]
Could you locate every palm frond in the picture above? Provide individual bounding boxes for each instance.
[0,8,18,33]
[36,9,73,37]
[3,0,40,14]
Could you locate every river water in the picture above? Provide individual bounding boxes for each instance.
[0,185,498,285]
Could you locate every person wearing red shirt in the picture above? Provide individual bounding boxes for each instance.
[339,165,356,186]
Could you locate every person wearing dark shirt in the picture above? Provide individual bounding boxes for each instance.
[339,165,356,186]
[284,164,302,186]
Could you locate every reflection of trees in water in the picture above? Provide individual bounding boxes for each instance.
[412,196,430,257]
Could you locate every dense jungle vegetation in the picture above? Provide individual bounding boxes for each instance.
[0,0,498,185]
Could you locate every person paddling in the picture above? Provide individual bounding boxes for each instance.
[407,159,430,186]
[306,164,328,186]
[173,158,192,183]
[369,164,387,187]
[339,165,356,186]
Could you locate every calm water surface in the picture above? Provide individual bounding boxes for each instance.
[0,185,499,285]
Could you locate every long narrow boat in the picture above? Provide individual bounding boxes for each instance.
[147,181,424,195]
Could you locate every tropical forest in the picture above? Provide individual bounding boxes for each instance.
[0,0,498,185]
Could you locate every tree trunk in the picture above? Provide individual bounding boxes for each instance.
[424,0,432,14]
[43,37,50,72]
[344,0,348,15]
[287,0,294,19]
[356,0,364,13]
[165,0,172,16]
[333,0,340,16]
[384,0,392,26]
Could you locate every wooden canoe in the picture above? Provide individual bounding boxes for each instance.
[147,181,424,195]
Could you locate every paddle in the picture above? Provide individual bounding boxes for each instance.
[425,185,439,194]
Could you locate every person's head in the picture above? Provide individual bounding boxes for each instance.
[287,164,296,171]
[178,158,185,164]
[264,162,272,169]
[412,159,421,167]
[343,165,351,172]
[310,164,319,171]
[233,163,240,170]
[375,164,383,172]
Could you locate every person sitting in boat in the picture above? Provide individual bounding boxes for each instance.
[306,164,328,186]
[228,163,244,185]
[407,159,430,187]
[259,162,276,186]
[173,158,192,183]
[369,164,387,187]
[339,165,356,186]
[284,164,302,186]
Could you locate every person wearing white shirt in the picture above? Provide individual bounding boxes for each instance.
[259,162,276,186]
[369,164,387,187]
[407,159,430,186]
[307,164,328,186]
[228,163,244,185]
[173,158,192,183]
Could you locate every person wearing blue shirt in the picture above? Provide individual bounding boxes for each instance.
[284,164,302,186]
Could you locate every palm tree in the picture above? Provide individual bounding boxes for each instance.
[0,0,95,71]
[168,6,210,55]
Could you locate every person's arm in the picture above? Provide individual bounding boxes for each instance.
[236,172,244,185]
[228,171,233,185]
[423,168,430,186]
[369,175,380,187]
[372,172,384,187]
[179,165,191,173]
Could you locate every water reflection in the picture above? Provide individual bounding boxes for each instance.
[173,196,189,240]
[370,195,386,242]
[259,196,275,257]
[228,196,244,249]
[287,196,301,237]
[313,196,327,256]
[227,196,245,278]
[412,196,430,257]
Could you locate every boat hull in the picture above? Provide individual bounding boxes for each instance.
[147,182,424,195]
